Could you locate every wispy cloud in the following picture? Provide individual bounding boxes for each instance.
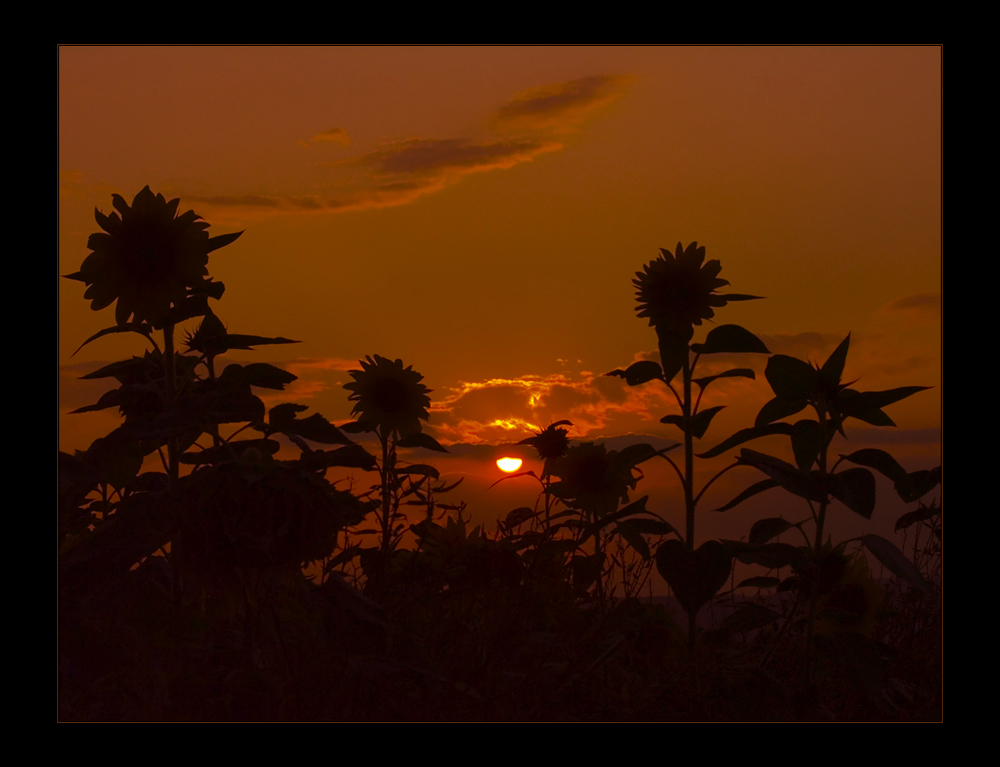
[297,127,352,148]
[341,136,562,176]
[879,292,940,322]
[492,75,636,133]
[180,75,633,220]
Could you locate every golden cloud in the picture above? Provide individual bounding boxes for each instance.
[429,369,678,445]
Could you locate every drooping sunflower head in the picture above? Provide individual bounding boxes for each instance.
[65,186,243,329]
[633,241,760,338]
[518,420,572,478]
[549,442,635,517]
[344,355,432,437]
[519,420,572,461]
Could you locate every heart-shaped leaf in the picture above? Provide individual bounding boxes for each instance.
[656,539,732,616]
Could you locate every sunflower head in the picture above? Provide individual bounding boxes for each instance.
[344,355,432,437]
[549,442,637,517]
[519,420,571,460]
[634,241,760,340]
[64,186,243,329]
[815,555,884,637]
[518,420,572,478]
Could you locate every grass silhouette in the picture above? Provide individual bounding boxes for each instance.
[59,189,941,721]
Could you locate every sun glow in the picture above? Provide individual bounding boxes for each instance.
[496,457,523,472]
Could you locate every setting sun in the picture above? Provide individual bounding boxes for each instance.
[496,457,523,472]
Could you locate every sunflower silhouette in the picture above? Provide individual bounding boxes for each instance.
[518,420,571,478]
[65,186,242,328]
[550,442,638,518]
[634,241,761,340]
[344,355,432,437]
[815,555,885,637]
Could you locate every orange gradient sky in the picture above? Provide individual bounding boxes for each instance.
[58,47,941,555]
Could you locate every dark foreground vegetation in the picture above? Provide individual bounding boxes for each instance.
[59,188,941,720]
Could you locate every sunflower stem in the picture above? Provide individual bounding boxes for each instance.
[682,351,695,551]
[163,321,179,483]
[805,402,830,683]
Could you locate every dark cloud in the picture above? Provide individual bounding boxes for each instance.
[880,292,940,321]
[177,76,633,221]
[353,137,561,176]
[493,75,636,132]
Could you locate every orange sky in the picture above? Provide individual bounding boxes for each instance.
[58,47,941,561]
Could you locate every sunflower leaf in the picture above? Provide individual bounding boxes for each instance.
[242,363,298,390]
[606,360,663,386]
[691,324,770,355]
[828,468,876,519]
[691,406,726,439]
[71,323,156,357]
[656,329,689,385]
[840,448,909,484]
[205,230,244,253]
[819,333,851,387]
[863,534,933,596]
[894,466,942,503]
[756,396,809,427]
[397,432,449,453]
[894,501,940,532]
[737,449,827,503]
[714,478,779,512]
[614,519,651,560]
[693,368,755,390]
[765,355,819,401]
[396,464,440,480]
[697,423,794,459]
[791,419,823,471]
[274,411,352,445]
[749,517,794,545]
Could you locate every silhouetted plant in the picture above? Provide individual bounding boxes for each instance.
[494,423,675,606]
[609,241,768,645]
[61,187,377,674]
[341,355,449,588]
[65,186,240,481]
[701,333,937,680]
[515,419,572,531]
